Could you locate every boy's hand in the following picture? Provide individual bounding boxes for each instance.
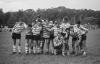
[11,32,13,37]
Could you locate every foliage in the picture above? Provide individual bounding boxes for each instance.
[0,6,100,27]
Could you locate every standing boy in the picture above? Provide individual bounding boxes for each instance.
[25,24,33,54]
[11,19,27,54]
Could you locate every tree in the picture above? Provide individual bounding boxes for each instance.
[21,13,31,24]
[16,10,24,21]
[0,8,4,27]
[7,14,17,28]
[4,12,11,26]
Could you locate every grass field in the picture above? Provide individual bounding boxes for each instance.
[0,29,100,64]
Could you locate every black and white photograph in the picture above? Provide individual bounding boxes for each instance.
[0,0,100,64]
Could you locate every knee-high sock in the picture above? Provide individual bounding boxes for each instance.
[33,47,36,53]
[25,43,28,53]
[13,45,16,52]
[18,46,21,52]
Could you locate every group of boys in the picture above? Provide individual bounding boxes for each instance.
[11,16,89,56]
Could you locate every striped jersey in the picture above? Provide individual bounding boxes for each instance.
[60,23,70,33]
[32,24,42,35]
[72,25,83,38]
[48,23,54,34]
[51,26,61,37]
[25,26,33,35]
[42,22,50,38]
[53,36,64,46]
[12,22,27,34]
[74,24,89,35]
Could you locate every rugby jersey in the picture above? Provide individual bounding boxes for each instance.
[49,23,54,34]
[25,26,33,35]
[79,25,89,34]
[53,36,64,46]
[49,23,54,28]
[74,24,89,35]
[32,24,42,35]
[72,25,83,38]
[60,23,70,33]
[51,25,61,37]
[42,22,50,38]
[12,22,27,34]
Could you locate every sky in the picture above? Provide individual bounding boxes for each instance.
[0,0,100,12]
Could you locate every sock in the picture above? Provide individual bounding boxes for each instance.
[25,43,28,53]
[67,51,70,55]
[83,51,86,55]
[37,47,40,53]
[29,48,31,53]
[33,47,36,53]
[54,49,57,55]
[52,48,54,53]
[40,42,42,47]
[18,46,21,53]
[13,45,16,52]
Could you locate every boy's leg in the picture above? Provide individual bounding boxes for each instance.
[75,40,80,55]
[25,39,29,54]
[82,40,87,55]
[46,39,50,54]
[71,37,78,54]
[65,39,70,55]
[18,39,21,54]
[37,40,41,53]
[62,41,66,56]
[30,39,33,53]
[33,40,36,54]
[51,39,54,54]
[54,49,57,55]
[12,39,16,54]
[72,40,76,54]
[41,38,45,53]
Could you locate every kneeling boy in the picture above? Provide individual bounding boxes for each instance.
[53,32,65,55]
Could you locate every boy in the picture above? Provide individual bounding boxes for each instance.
[49,21,54,52]
[53,32,65,55]
[25,24,33,55]
[36,21,42,54]
[11,19,27,54]
[70,25,82,55]
[42,20,51,54]
[60,16,70,56]
[50,22,61,53]
[76,21,89,56]
[32,21,42,54]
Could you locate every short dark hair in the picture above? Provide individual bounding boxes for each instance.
[37,15,40,18]
[19,18,22,21]
[64,16,68,21]
[76,20,81,24]
[28,24,32,27]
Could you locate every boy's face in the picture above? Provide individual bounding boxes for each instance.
[63,19,68,23]
[56,24,59,27]
[37,22,41,26]
[46,20,49,24]
[70,28,74,31]
[50,21,53,24]
[58,33,61,38]
[77,24,80,28]
[19,21,23,26]
[32,22,35,25]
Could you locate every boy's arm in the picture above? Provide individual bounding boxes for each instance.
[11,22,18,33]
[46,26,51,31]
[53,38,57,46]
[11,23,17,36]
[80,25,89,34]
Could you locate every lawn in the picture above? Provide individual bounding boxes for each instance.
[0,29,100,64]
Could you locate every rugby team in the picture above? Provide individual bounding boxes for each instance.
[11,16,88,56]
